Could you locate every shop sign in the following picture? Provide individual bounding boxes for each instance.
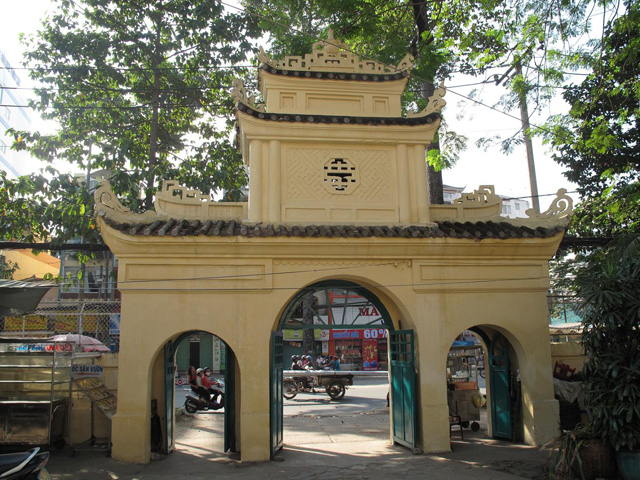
[71,364,104,379]
[283,329,322,341]
[109,314,121,335]
[330,328,388,340]
[13,343,74,353]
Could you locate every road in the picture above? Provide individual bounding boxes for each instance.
[175,375,390,416]
[284,375,389,416]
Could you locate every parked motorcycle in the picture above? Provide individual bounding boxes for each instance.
[0,447,51,480]
[283,373,353,400]
[184,379,225,413]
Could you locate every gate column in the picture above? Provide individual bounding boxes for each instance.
[238,342,272,461]
[111,325,154,463]
[414,314,451,453]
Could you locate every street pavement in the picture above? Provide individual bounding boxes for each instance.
[45,377,549,480]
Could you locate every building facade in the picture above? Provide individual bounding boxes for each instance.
[94,33,572,464]
[0,50,32,178]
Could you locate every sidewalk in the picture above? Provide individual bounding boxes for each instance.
[46,409,550,480]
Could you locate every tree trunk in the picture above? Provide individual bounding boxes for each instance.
[146,9,163,210]
[411,3,444,205]
[421,81,444,204]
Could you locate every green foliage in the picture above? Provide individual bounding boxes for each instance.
[543,4,640,237]
[577,234,640,451]
[5,0,260,243]
[0,258,18,280]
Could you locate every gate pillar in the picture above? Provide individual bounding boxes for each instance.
[111,335,153,463]
[238,345,272,461]
[415,322,451,453]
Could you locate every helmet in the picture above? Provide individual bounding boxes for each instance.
[203,367,210,373]
[196,368,203,374]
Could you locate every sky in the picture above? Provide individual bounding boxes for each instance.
[0,0,582,211]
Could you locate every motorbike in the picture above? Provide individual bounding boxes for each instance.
[283,372,353,400]
[0,447,51,480]
[184,378,225,413]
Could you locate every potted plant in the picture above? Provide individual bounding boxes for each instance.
[575,234,640,479]
[546,424,617,480]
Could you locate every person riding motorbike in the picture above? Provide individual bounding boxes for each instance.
[200,367,222,404]
[191,367,212,402]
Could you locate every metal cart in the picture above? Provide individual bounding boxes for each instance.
[447,343,484,431]
[0,339,73,447]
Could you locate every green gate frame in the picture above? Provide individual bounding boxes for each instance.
[224,344,237,452]
[489,332,512,440]
[390,329,417,449]
[163,341,175,454]
[277,280,394,331]
[270,331,284,458]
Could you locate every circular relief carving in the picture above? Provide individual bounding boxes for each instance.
[323,158,359,195]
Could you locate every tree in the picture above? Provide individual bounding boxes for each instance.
[576,233,640,451]
[6,0,260,244]
[544,2,640,238]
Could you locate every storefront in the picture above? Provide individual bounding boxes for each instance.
[330,328,388,371]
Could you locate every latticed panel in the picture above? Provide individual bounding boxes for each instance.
[285,147,393,202]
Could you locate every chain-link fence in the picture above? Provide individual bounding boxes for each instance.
[0,300,121,352]
[548,293,583,342]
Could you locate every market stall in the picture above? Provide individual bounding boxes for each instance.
[447,341,485,431]
[0,338,73,447]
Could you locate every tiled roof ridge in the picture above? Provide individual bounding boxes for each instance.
[259,64,409,82]
[103,216,565,240]
[236,102,439,126]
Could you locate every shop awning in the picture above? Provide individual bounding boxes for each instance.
[0,280,56,316]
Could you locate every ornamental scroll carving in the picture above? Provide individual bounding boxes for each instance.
[525,189,573,221]
[407,82,447,117]
[231,78,265,112]
[158,180,213,204]
[94,180,157,222]
[257,30,414,74]
[430,185,573,227]
[453,185,501,206]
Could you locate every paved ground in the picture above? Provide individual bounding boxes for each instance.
[45,405,551,480]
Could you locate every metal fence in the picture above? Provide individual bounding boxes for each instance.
[0,300,121,352]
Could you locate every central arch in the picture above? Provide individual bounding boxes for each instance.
[270,280,416,458]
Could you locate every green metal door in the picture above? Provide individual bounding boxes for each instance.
[390,330,417,449]
[489,333,512,440]
[270,331,284,458]
[163,341,175,454]
[224,345,237,452]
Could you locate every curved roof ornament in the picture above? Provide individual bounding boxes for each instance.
[407,81,447,118]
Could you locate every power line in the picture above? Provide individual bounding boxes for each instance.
[54,274,562,292]
[0,65,255,73]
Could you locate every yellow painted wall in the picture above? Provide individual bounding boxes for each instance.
[2,249,59,281]
[96,223,563,463]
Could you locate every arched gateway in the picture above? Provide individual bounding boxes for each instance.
[94,32,573,463]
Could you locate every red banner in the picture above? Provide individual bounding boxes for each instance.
[362,339,378,370]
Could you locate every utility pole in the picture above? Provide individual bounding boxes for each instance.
[514,61,540,213]
[495,61,541,213]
